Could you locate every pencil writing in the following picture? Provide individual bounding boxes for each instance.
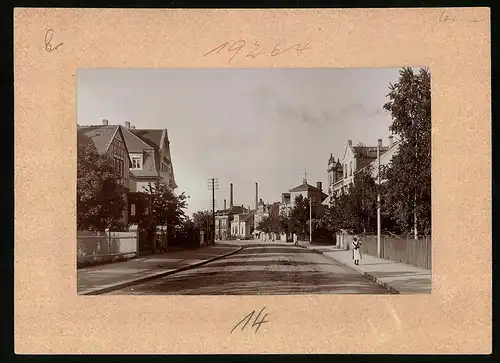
[44,28,63,52]
[230,307,269,334]
[204,40,311,64]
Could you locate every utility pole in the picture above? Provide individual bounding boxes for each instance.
[377,139,382,258]
[212,178,215,245]
[208,178,219,245]
[309,198,312,243]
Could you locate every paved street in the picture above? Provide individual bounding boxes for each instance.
[106,241,393,295]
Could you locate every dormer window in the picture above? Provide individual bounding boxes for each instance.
[131,155,142,169]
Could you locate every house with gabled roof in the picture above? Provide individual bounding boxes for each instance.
[77,121,133,225]
[77,119,179,230]
[129,126,177,190]
[325,136,400,205]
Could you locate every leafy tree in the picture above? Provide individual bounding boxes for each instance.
[289,195,313,239]
[77,142,126,231]
[257,216,271,233]
[192,210,213,233]
[139,181,188,243]
[382,67,431,235]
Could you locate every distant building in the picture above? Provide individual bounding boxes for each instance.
[325,136,399,205]
[231,209,256,239]
[279,177,328,218]
[253,199,280,237]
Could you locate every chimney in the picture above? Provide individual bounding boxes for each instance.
[255,182,259,210]
[230,183,234,208]
[388,135,394,148]
[347,140,352,147]
[125,121,130,129]
[317,181,322,191]
[224,199,227,210]
[131,125,136,129]
[378,138,383,148]
[102,119,108,126]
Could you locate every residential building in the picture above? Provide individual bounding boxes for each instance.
[325,136,399,205]
[77,119,178,228]
[214,183,247,240]
[286,178,328,217]
[231,210,256,239]
[279,193,292,217]
[77,121,132,225]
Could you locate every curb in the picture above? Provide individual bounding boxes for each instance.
[297,244,400,294]
[79,246,243,295]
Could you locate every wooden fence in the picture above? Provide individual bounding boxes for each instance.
[360,235,432,270]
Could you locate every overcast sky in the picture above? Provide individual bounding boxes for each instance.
[77,68,402,217]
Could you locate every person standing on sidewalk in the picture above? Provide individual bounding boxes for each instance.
[351,235,363,265]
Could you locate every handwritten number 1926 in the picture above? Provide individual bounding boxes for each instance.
[45,28,63,52]
[231,307,269,334]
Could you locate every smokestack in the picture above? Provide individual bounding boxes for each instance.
[230,183,234,208]
[102,119,108,126]
[317,182,322,191]
[125,121,130,129]
[388,135,394,148]
[255,182,259,210]
[224,199,227,210]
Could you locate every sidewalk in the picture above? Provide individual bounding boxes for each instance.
[77,244,242,295]
[298,242,431,294]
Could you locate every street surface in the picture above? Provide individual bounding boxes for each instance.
[106,241,393,295]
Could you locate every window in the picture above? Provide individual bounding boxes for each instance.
[114,157,124,178]
[144,207,149,215]
[349,161,353,176]
[131,155,142,169]
[130,204,136,216]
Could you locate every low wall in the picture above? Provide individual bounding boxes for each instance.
[77,230,138,268]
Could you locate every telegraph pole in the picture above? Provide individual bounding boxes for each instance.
[208,178,219,245]
[377,139,382,257]
[309,198,312,243]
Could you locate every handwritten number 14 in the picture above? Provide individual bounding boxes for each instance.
[231,307,269,334]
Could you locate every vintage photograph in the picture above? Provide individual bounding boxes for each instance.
[76,67,431,295]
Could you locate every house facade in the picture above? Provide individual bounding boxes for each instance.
[77,122,133,225]
[325,136,399,204]
[230,210,256,239]
[281,178,329,218]
[77,119,178,229]
[215,205,246,240]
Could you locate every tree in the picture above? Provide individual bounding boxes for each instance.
[139,181,188,246]
[382,67,431,235]
[192,210,213,233]
[289,195,312,240]
[77,142,126,231]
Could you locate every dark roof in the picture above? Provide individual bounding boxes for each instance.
[240,210,256,222]
[289,182,322,193]
[352,146,389,158]
[130,169,161,179]
[215,205,246,215]
[130,129,164,151]
[121,127,153,153]
[77,125,119,154]
[228,206,245,214]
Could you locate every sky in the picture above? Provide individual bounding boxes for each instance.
[77,68,402,218]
